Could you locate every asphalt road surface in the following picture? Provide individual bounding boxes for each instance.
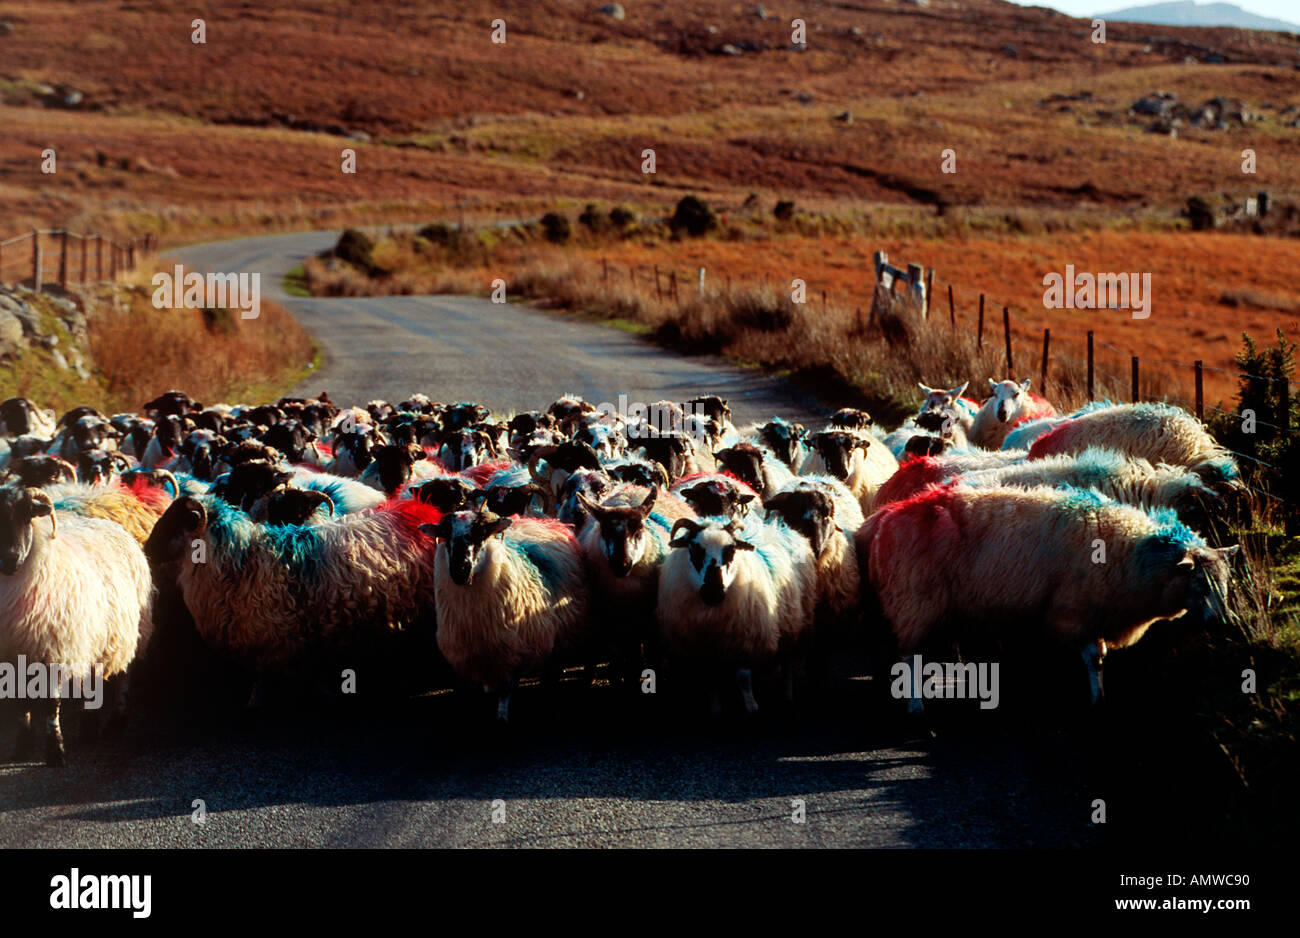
[0,231,1094,848]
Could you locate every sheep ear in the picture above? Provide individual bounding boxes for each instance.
[484,516,513,539]
[918,383,935,394]
[1020,378,1032,392]
[1217,545,1240,564]
[1175,554,1195,570]
[418,519,451,541]
[639,485,659,517]
[737,492,756,505]
[24,488,53,518]
[952,381,969,397]
[734,538,757,551]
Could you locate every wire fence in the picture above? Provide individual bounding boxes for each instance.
[0,229,157,291]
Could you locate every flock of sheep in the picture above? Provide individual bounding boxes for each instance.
[0,379,1242,764]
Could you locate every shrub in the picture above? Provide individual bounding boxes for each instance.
[578,204,608,234]
[1186,196,1216,231]
[417,222,457,246]
[773,200,795,221]
[609,205,637,231]
[670,195,716,238]
[541,212,571,244]
[335,228,377,272]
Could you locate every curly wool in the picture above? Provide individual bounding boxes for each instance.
[0,512,154,680]
[47,479,174,546]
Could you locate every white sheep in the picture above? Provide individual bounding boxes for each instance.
[800,429,899,514]
[969,379,1057,449]
[0,485,154,765]
[419,510,590,722]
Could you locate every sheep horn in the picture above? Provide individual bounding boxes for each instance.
[27,488,55,539]
[669,517,703,543]
[53,457,77,482]
[639,485,659,517]
[575,491,606,516]
[315,491,336,516]
[151,469,181,499]
[527,445,558,485]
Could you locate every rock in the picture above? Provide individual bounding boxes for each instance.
[706,24,719,34]
[755,3,768,18]
[42,333,59,350]
[720,43,742,56]
[599,3,625,20]
[797,92,814,104]
[347,130,371,142]
[50,349,68,371]
[0,309,23,352]
[1001,44,1018,58]
[850,26,865,36]
[835,110,853,124]
[0,20,14,36]
[1132,94,1175,117]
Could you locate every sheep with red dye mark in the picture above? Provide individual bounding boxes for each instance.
[657,514,816,714]
[1027,402,1239,488]
[46,474,177,546]
[870,448,1028,510]
[143,496,442,683]
[418,509,590,722]
[0,485,154,765]
[857,484,1237,712]
[969,379,1057,449]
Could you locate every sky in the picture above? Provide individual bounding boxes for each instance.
[1005,0,1300,22]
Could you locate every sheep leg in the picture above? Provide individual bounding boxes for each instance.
[495,680,517,723]
[736,668,759,714]
[45,695,66,767]
[1082,642,1105,705]
[904,655,926,716]
[13,709,34,761]
[103,672,130,739]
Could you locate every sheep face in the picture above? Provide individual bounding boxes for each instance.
[75,450,130,485]
[369,444,427,496]
[415,477,482,514]
[440,428,495,471]
[556,469,611,532]
[0,486,54,575]
[215,460,294,512]
[420,510,512,586]
[259,488,334,526]
[261,420,316,464]
[573,421,624,460]
[685,395,731,426]
[809,431,869,481]
[758,419,806,467]
[829,408,873,432]
[988,378,1033,424]
[143,390,194,417]
[152,414,189,457]
[916,382,969,435]
[903,433,948,460]
[483,483,542,517]
[180,429,223,480]
[0,397,44,437]
[713,444,765,491]
[7,455,77,488]
[764,486,837,557]
[1139,541,1238,628]
[668,518,755,606]
[677,478,755,521]
[579,487,659,577]
[143,496,207,565]
[606,459,669,490]
[633,434,693,482]
[443,402,492,432]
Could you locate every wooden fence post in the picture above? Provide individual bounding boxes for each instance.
[1002,306,1012,375]
[947,284,955,328]
[96,236,103,282]
[1194,360,1203,421]
[698,267,705,295]
[671,270,678,302]
[1040,328,1050,389]
[31,230,40,290]
[907,263,926,317]
[58,229,68,288]
[977,294,985,349]
[1087,331,1095,401]
[129,240,136,270]
[109,243,117,280]
[1131,356,1140,403]
[80,234,88,284]
[821,290,826,314]
[925,267,935,319]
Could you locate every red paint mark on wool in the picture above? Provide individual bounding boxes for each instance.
[872,485,961,578]
[1028,421,1073,459]
[462,461,511,487]
[377,498,443,540]
[674,470,758,496]
[514,515,581,547]
[123,477,173,510]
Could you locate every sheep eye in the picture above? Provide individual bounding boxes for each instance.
[688,544,705,570]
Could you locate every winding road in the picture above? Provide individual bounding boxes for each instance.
[0,231,1093,849]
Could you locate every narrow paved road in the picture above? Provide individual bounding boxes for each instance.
[0,231,1094,848]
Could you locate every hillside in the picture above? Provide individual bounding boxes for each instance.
[1098,2,1300,32]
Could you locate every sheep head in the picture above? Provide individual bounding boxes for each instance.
[0,486,55,575]
[418,509,512,586]
[668,517,755,607]
[577,486,659,577]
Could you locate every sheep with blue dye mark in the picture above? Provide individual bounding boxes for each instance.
[764,476,862,627]
[999,401,1115,452]
[857,483,1237,712]
[870,447,1028,510]
[418,509,590,722]
[657,514,816,713]
[0,485,155,765]
[143,495,442,677]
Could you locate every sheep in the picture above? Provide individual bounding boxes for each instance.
[555,468,614,536]
[738,417,807,469]
[143,495,442,679]
[75,449,134,486]
[968,379,1057,449]
[50,414,114,463]
[141,414,192,469]
[671,472,759,521]
[0,397,57,439]
[914,381,977,445]
[0,485,154,765]
[438,426,500,471]
[417,509,589,722]
[957,447,1221,527]
[763,478,862,629]
[870,447,1028,510]
[857,483,1237,712]
[713,442,794,499]
[1027,402,1239,487]
[800,429,898,513]
[577,484,696,685]
[657,515,816,713]
[46,475,176,547]
[527,440,603,509]
[251,487,335,526]
[602,452,670,490]
[290,469,386,515]
[1001,401,1115,451]
[2,455,78,488]
[630,432,710,483]
[359,443,440,497]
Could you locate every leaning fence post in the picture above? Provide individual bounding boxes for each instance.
[31,229,40,290]
[947,284,955,328]
[96,235,103,282]
[925,267,935,319]
[109,243,117,280]
[129,239,136,270]
[1194,360,1203,420]
[80,234,88,284]
[977,294,985,349]
[1131,356,1140,403]
[58,229,68,288]
[1002,306,1013,375]
[1040,328,1050,389]
[1087,331,1095,401]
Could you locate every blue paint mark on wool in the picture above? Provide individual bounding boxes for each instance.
[203,497,325,582]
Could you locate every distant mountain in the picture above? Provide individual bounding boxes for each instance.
[1096,1,1300,32]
